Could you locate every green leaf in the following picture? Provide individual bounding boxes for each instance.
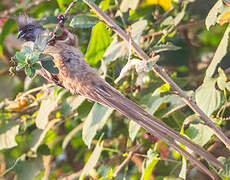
[129,120,140,142]
[140,94,163,115]
[218,157,230,178]
[185,115,214,147]
[37,144,51,155]
[217,67,227,90]
[61,95,85,115]
[13,156,44,180]
[152,83,170,96]
[99,0,114,11]
[22,46,33,54]
[0,121,19,150]
[0,19,17,55]
[152,42,181,53]
[39,53,54,61]
[80,141,103,180]
[28,53,40,63]
[16,63,25,71]
[24,66,32,77]
[62,122,83,149]
[15,52,26,63]
[226,82,230,91]
[82,103,113,148]
[195,78,222,116]
[142,149,159,180]
[173,11,185,26]
[205,0,223,30]
[205,26,230,79]
[30,68,36,78]
[70,15,99,28]
[85,22,113,65]
[41,60,59,74]
[32,63,42,70]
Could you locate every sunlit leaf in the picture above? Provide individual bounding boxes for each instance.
[36,91,60,129]
[99,0,114,11]
[61,95,85,115]
[0,122,19,150]
[129,120,140,142]
[85,22,113,65]
[185,115,214,147]
[152,42,181,53]
[120,0,139,12]
[205,0,223,30]
[179,156,187,179]
[131,19,147,44]
[103,37,128,63]
[174,11,185,26]
[142,149,159,180]
[80,141,103,180]
[82,103,113,148]
[103,19,147,63]
[217,67,227,90]
[152,83,170,96]
[205,25,230,79]
[195,78,222,116]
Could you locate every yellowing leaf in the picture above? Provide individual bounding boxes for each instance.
[219,11,230,25]
[140,0,172,11]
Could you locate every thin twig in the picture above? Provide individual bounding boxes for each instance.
[113,144,142,177]
[155,7,174,25]
[82,0,230,149]
[53,1,77,35]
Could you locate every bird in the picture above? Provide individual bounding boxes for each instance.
[16,15,222,178]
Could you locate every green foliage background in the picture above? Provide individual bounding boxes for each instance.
[0,0,230,179]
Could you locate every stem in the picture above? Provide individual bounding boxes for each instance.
[82,0,230,149]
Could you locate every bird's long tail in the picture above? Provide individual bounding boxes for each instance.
[89,83,222,179]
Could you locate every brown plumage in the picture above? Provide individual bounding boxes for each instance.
[17,15,223,179]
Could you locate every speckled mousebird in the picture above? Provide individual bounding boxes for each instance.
[16,15,223,176]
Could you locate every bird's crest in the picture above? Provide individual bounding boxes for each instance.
[17,14,36,29]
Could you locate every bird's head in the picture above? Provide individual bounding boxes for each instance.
[17,15,44,42]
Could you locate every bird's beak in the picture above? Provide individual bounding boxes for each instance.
[17,30,25,39]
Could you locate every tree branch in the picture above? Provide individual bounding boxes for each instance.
[82,0,230,149]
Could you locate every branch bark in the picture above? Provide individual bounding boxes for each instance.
[82,0,230,149]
